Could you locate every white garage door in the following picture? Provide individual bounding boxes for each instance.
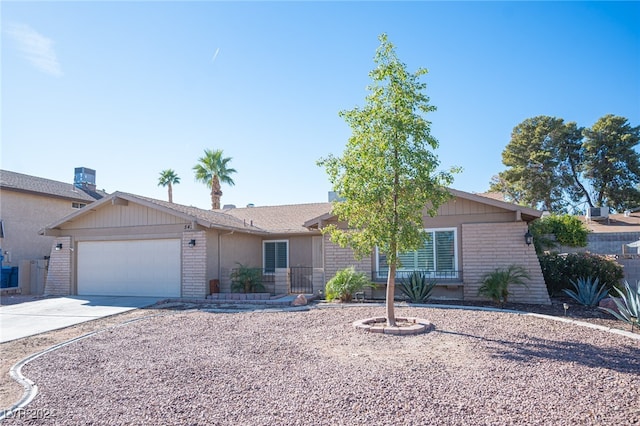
[78,239,181,297]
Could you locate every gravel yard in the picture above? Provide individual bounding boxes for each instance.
[3,305,639,425]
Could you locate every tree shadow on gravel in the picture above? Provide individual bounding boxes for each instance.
[436,329,640,375]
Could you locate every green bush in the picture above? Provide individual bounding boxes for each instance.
[399,271,436,303]
[325,266,374,302]
[477,265,530,307]
[529,214,589,253]
[539,252,624,297]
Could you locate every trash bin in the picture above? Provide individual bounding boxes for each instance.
[209,279,220,294]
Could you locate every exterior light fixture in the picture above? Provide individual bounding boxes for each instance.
[188,239,196,248]
[55,243,63,251]
[524,230,533,246]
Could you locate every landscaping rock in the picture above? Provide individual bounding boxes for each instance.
[291,294,307,306]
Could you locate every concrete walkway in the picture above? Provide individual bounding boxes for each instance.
[0,296,162,343]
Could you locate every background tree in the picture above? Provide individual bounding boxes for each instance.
[491,114,640,213]
[193,149,237,210]
[582,114,640,211]
[318,34,458,326]
[157,169,180,203]
[489,116,577,212]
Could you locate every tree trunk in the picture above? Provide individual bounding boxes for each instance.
[211,176,222,210]
[386,264,396,326]
[168,183,173,203]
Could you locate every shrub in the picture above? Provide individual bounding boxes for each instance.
[399,271,436,303]
[562,276,609,307]
[529,214,589,254]
[325,266,374,302]
[600,281,640,332]
[539,252,624,296]
[230,263,265,293]
[477,265,530,307]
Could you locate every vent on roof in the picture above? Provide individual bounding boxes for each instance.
[247,203,255,208]
[586,207,609,221]
[222,204,236,210]
[74,167,96,191]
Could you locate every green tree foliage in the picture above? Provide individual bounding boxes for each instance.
[528,214,589,254]
[318,34,458,326]
[491,114,640,213]
[157,169,180,203]
[582,115,640,211]
[193,149,237,210]
[490,116,581,212]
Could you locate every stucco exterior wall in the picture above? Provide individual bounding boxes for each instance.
[461,222,550,304]
[218,232,262,292]
[0,190,80,271]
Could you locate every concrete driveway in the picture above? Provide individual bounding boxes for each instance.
[0,296,162,343]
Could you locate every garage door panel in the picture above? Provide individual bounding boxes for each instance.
[78,239,181,297]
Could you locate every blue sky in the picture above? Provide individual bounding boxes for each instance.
[2,1,639,210]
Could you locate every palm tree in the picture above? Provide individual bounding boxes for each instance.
[158,169,180,203]
[193,149,237,210]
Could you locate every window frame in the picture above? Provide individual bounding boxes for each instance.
[263,240,289,273]
[375,227,458,279]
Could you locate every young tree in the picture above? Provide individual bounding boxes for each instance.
[193,149,237,210]
[582,114,640,211]
[318,34,458,326]
[157,169,180,203]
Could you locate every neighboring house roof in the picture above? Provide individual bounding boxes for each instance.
[221,203,332,234]
[0,169,104,202]
[42,192,266,235]
[577,213,640,233]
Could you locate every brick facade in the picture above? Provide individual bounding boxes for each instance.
[462,222,550,304]
[44,237,72,295]
[323,234,372,281]
[181,231,207,298]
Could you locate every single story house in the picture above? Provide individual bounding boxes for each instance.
[42,189,550,304]
[0,168,104,294]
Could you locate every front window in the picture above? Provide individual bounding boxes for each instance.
[377,228,457,279]
[263,240,288,273]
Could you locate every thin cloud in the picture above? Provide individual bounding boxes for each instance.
[210,47,220,63]
[6,23,63,77]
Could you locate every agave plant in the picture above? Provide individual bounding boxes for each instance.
[600,281,640,332]
[562,276,609,307]
[399,271,436,303]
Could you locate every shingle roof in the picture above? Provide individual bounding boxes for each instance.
[118,192,264,233]
[0,169,104,202]
[221,202,332,234]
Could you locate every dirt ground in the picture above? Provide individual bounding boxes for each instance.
[0,306,167,409]
[0,296,636,412]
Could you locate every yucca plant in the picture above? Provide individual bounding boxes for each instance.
[478,265,530,307]
[399,271,436,303]
[325,266,375,302]
[562,276,609,307]
[600,281,640,332]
